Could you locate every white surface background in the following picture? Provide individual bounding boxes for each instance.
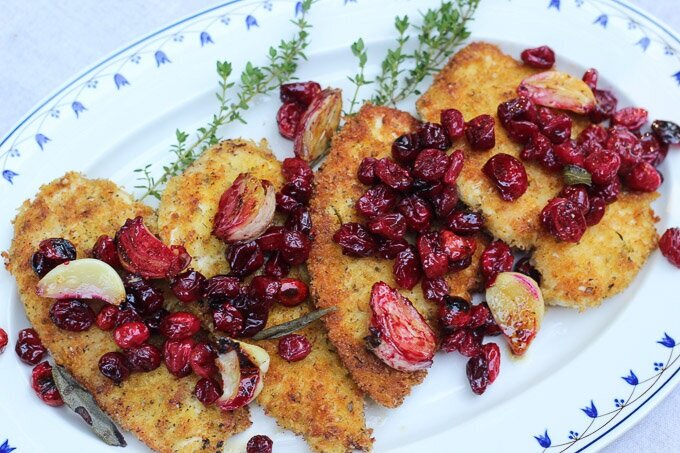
[0,1,678,452]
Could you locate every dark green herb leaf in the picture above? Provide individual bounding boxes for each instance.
[252,307,337,340]
[563,165,592,186]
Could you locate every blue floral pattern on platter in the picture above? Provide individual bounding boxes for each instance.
[534,333,679,451]
[0,440,16,453]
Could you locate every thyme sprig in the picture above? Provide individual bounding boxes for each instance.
[346,39,372,116]
[136,0,314,200]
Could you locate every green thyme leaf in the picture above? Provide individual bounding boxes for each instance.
[563,165,592,186]
[252,307,336,340]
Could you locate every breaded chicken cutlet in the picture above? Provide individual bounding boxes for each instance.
[158,139,373,453]
[417,42,658,310]
[308,104,486,408]
[6,173,250,453]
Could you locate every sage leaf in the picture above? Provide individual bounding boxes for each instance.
[563,165,592,186]
[252,307,336,340]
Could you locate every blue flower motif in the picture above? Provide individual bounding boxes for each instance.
[114,73,130,89]
[246,15,258,29]
[665,46,675,56]
[200,31,213,46]
[2,170,19,184]
[154,50,171,67]
[130,54,141,64]
[35,133,50,150]
[0,439,16,453]
[295,1,304,15]
[622,370,639,386]
[654,362,664,371]
[658,333,676,348]
[673,71,680,85]
[263,1,272,11]
[637,37,651,51]
[628,21,637,30]
[575,0,584,6]
[548,0,560,10]
[49,109,60,118]
[534,430,551,448]
[71,101,87,118]
[614,398,625,408]
[173,33,184,42]
[86,79,98,89]
[221,15,231,25]
[581,400,598,418]
[568,430,579,440]
[594,14,608,28]
[9,148,19,157]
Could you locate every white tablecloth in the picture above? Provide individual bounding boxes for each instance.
[0,1,678,452]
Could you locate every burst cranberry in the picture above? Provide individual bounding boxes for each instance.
[443,150,464,186]
[92,235,119,267]
[278,334,312,362]
[660,228,680,268]
[439,296,471,329]
[612,107,648,131]
[356,184,397,218]
[521,131,552,162]
[189,343,217,379]
[49,299,95,332]
[541,112,572,144]
[375,158,413,191]
[421,276,449,303]
[559,185,590,215]
[114,322,150,349]
[163,338,195,377]
[276,192,301,213]
[95,304,119,331]
[393,246,421,290]
[578,125,609,146]
[417,232,449,279]
[514,256,541,284]
[589,89,618,123]
[333,222,377,257]
[585,196,606,226]
[99,352,131,383]
[277,102,304,139]
[412,148,449,182]
[278,278,309,307]
[376,238,409,259]
[357,157,378,185]
[652,119,680,145]
[540,198,587,242]
[203,275,241,304]
[282,157,313,183]
[213,303,245,336]
[226,241,264,278]
[640,133,667,167]
[397,195,432,232]
[590,176,621,204]
[520,45,555,69]
[264,252,290,278]
[482,342,501,384]
[606,126,641,173]
[481,240,513,281]
[465,114,495,150]
[15,328,47,365]
[114,303,143,327]
[0,328,7,354]
[281,229,311,265]
[231,293,270,338]
[584,150,621,185]
[554,140,585,167]
[417,122,450,150]
[440,230,476,262]
[124,344,161,372]
[497,97,537,127]
[482,153,528,201]
[446,210,484,235]
[160,312,201,340]
[430,185,459,219]
[505,121,539,144]
[194,378,222,405]
[440,109,465,141]
[144,308,169,335]
[367,213,407,241]
[31,361,63,406]
[31,238,77,277]
[624,161,662,192]
[466,354,490,395]
[170,269,206,303]
[391,133,421,163]
[583,68,598,90]
[280,81,321,106]
[247,435,273,453]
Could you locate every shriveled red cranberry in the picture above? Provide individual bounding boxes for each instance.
[444,328,483,357]
[439,230,476,263]
[170,269,206,303]
[480,302,502,336]
[114,322,150,349]
[357,157,378,185]
[124,275,164,315]
[412,148,449,182]
[554,140,585,167]
[498,97,537,127]
[189,342,218,379]
[276,192,301,213]
[15,328,47,365]
[440,109,465,141]
[277,102,304,139]
[505,120,539,144]
[282,157,313,183]
[430,185,459,219]
[660,228,680,268]
[278,278,309,307]
[213,303,244,336]
[520,45,555,69]
[94,305,118,332]
[264,252,290,278]
[246,277,278,306]
[559,185,590,215]
[612,107,648,131]
[440,329,466,353]
[584,150,621,185]
[468,303,491,329]
[640,133,668,167]
[589,177,621,204]
[540,147,562,171]
[465,114,495,150]
[49,299,95,332]
[368,213,407,241]
[481,240,513,282]
[160,312,201,340]
[163,338,195,377]
[144,308,169,334]
[541,112,572,144]
[0,328,7,354]
[606,126,641,173]
[652,119,680,145]
[582,68,599,90]
[421,276,449,303]
[540,198,587,242]
[203,275,241,304]
[31,238,77,278]
[194,378,222,405]
[514,256,541,284]
[114,303,143,327]
[356,184,397,218]
[99,352,131,383]
[281,178,312,205]
[417,122,450,150]
[124,344,161,372]
[439,296,471,329]
[392,133,421,163]
[623,161,662,192]
[375,158,413,191]
[483,342,501,384]
[231,293,270,338]
[333,222,377,257]
[466,354,490,395]
[446,209,484,235]
[443,150,464,186]
[397,195,432,232]
[373,239,405,260]
[278,334,312,362]
[417,232,449,279]
[31,361,63,406]
[585,196,606,226]
[281,229,311,265]
[449,254,473,272]
[578,125,609,146]
[589,89,618,123]
[256,226,285,252]
[482,153,528,201]
[247,435,273,453]
[92,235,119,267]
[280,81,321,106]
[393,246,421,290]
[226,241,264,278]
[521,131,552,162]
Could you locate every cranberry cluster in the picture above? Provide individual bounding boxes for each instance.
[276,81,322,140]
[13,328,63,406]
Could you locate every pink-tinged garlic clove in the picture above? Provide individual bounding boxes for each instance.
[215,339,269,411]
[518,71,596,114]
[36,258,125,305]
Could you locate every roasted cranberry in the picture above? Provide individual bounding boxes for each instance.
[520,45,555,69]
[584,150,621,185]
[160,312,201,340]
[582,67,599,90]
[440,230,476,263]
[281,230,311,265]
[375,158,413,191]
[578,125,609,146]
[280,81,321,106]
[585,196,606,226]
[480,302,502,336]
[640,133,667,167]
[114,322,150,349]
[114,303,143,327]
[540,198,587,243]
[612,107,648,131]
[92,235,119,267]
[0,328,7,354]
[554,140,585,167]
[356,184,397,218]
[482,153,528,201]
[281,178,312,205]
[163,338,195,377]
[660,228,680,268]
[169,269,205,303]
[541,112,572,144]
[374,238,407,260]
[514,256,541,284]
[124,344,162,372]
[257,226,285,252]
[483,342,501,384]
[589,89,618,123]
[31,238,77,277]
[15,328,47,365]
[456,329,484,357]
[449,254,473,272]
[203,275,241,304]
[417,232,449,279]
[465,114,495,150]
[276,192,302,213]
[652,119,680,145]
[231,293,270,338]
[194,378,222,405]
[430,185,459,219]
[49,299,95,332]
[333,222,377,257]
[442,150,464,186]
[189,343,217,379]
[624,161,662,192]
[466,354,490,395]
[144,308,169,334]
[397,195,432,232]
[559,185,590,215]
[124,274,165,314]
[417,122,450,150]
[393,246,422,290]
[278,278,309,307]
[278,334,312,362]
[439,296,471,329]
[469,303,491,329]
[481,240,513,282]
[367,213,407,241]
[247,435,273,453]
[589,176,621,204]
[440,109,465,141]
[521,131,552,162]
[412,148,449,182]
[277,102,304,139]
[357,157,378,185]
[31,361,63,406]
[607,126,641,172]
[540,147,562,171]
[498,97,537,127]
[392,133,421,163]
[282,157,313,183]
[99,352,131,383]
[264,252,290,278]
[446,210,484,235]
[505,121,539,144]
[226,241,264,278]
[95,304,119,331]
[421,276,449,303]
[213,303,245,336]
